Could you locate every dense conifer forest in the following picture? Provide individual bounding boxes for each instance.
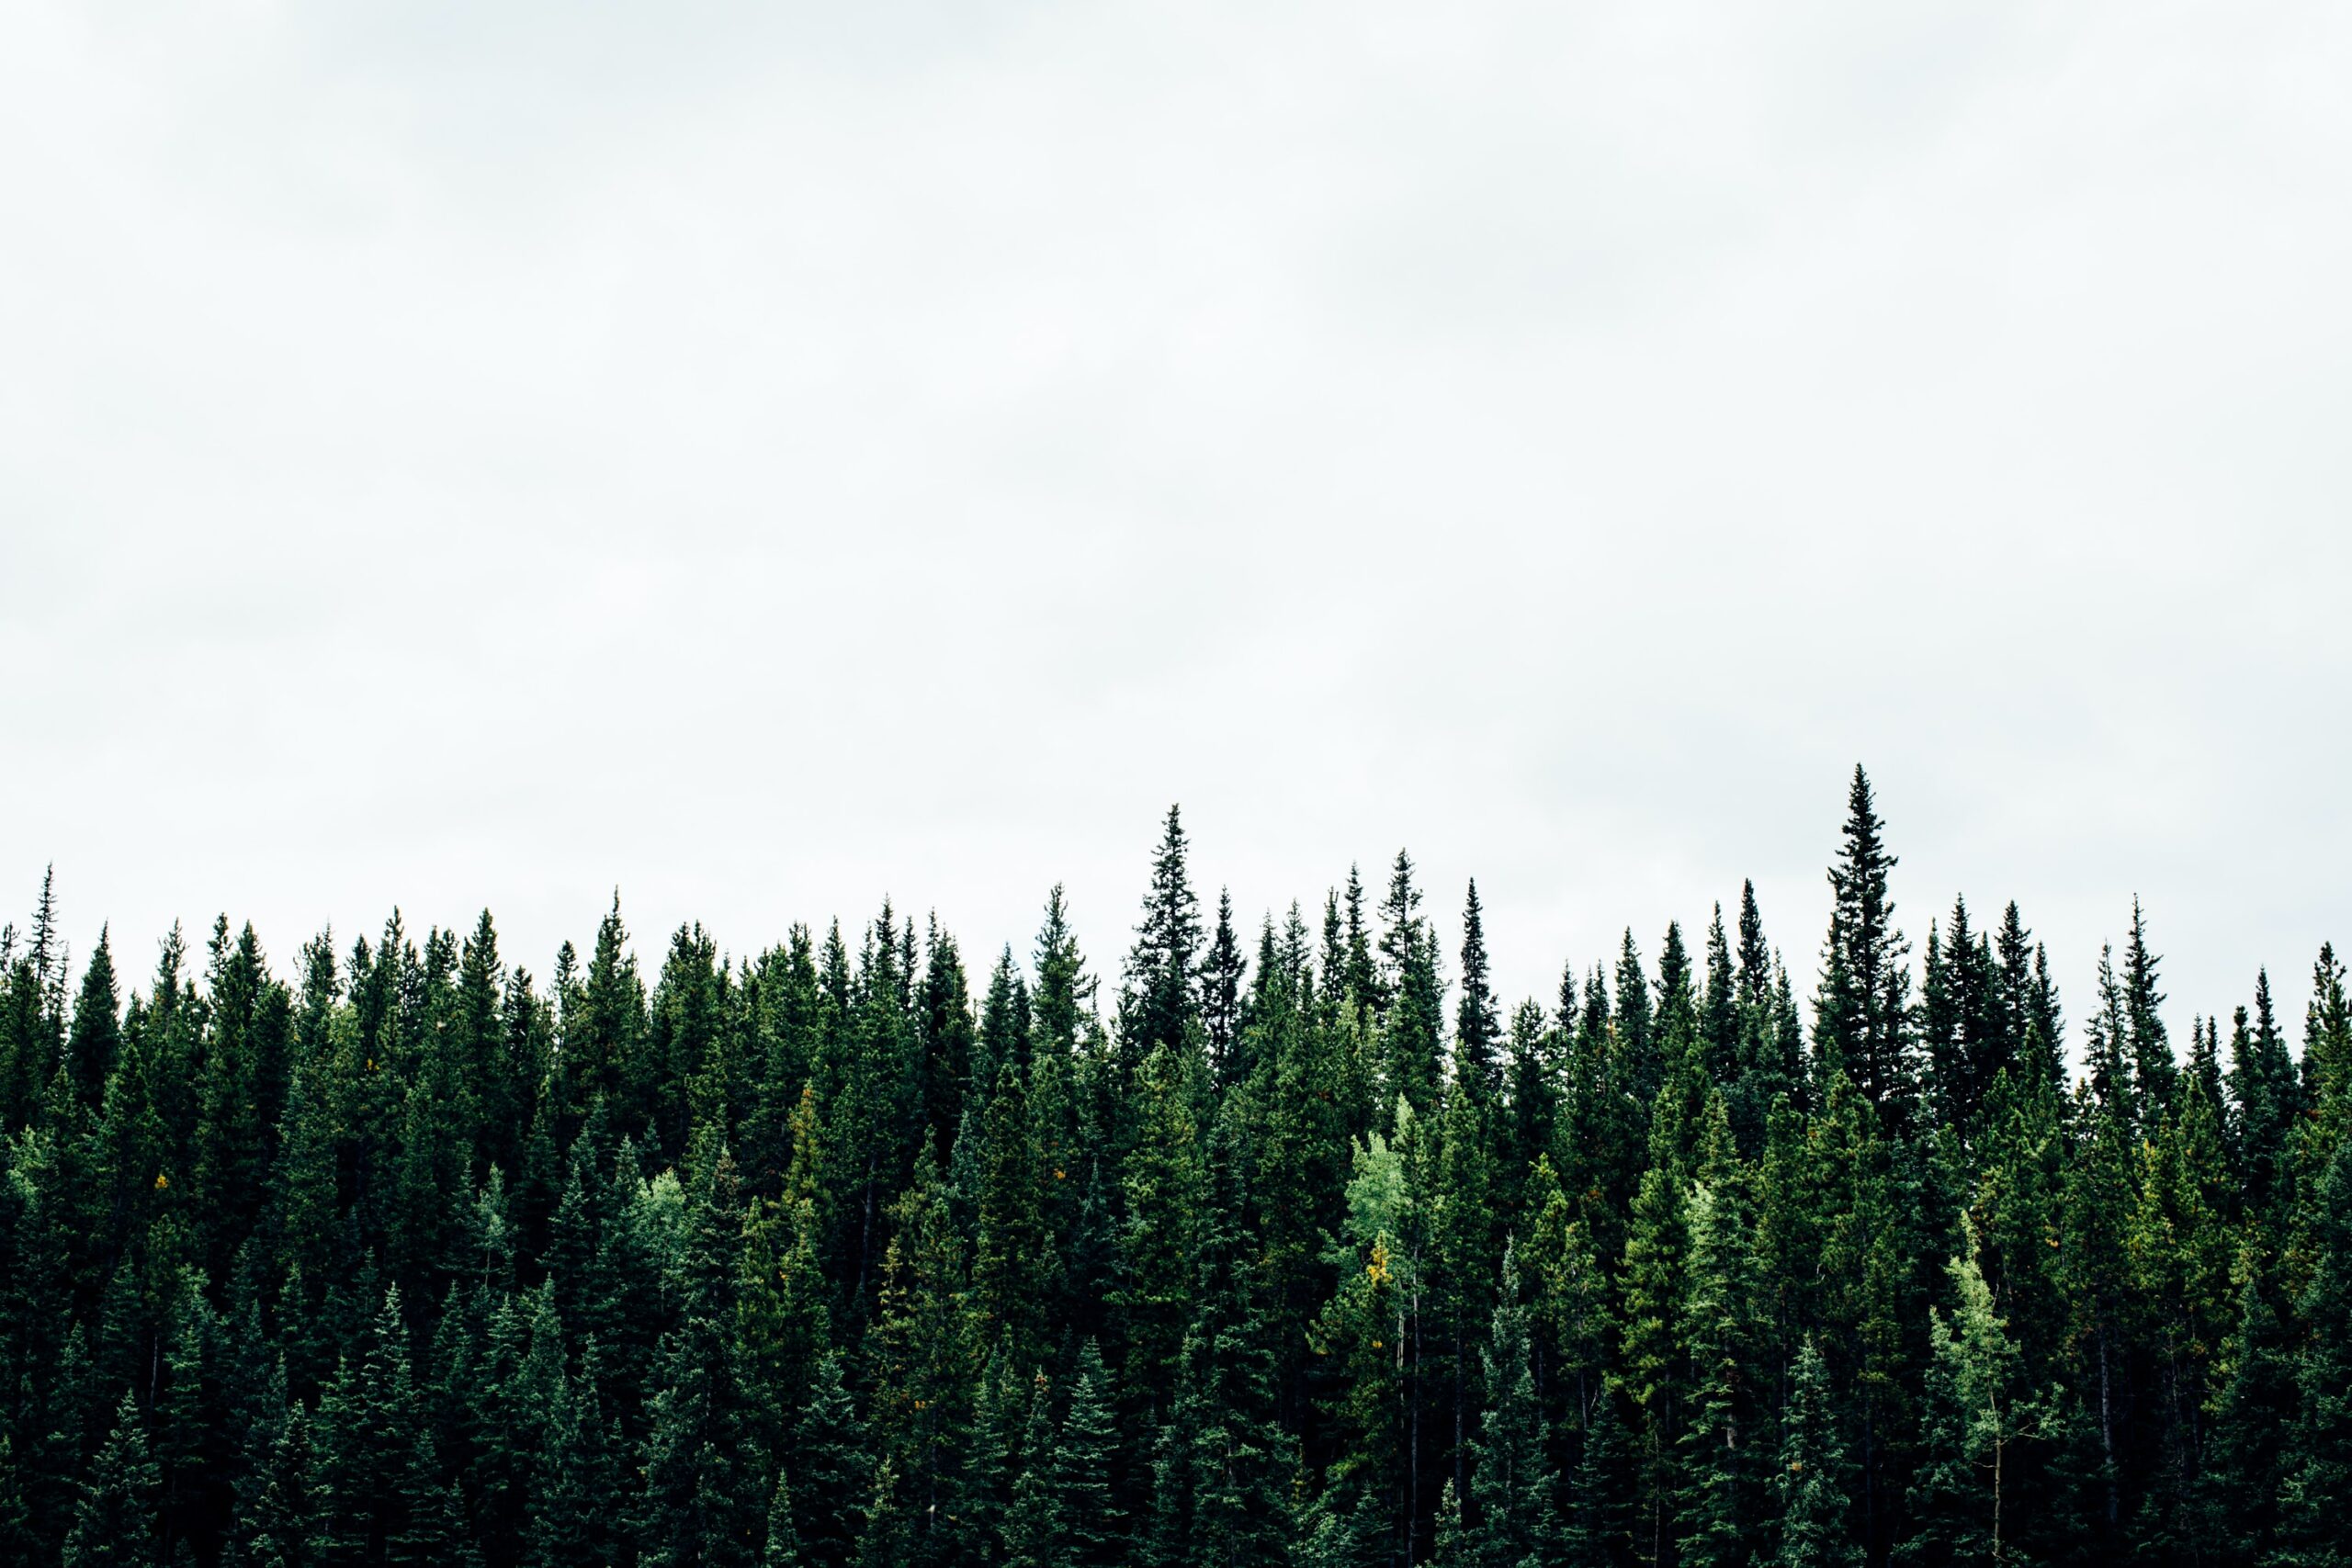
[4,768,2349,1567]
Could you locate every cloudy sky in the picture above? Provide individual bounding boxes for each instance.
[3,0,2346,1048]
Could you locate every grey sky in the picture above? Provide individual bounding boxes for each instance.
[4,1,2346,1049]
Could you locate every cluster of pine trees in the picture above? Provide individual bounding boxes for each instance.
[4,768,2350,1567]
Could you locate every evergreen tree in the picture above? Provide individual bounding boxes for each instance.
[1775,1340,1860,1568]
[68,926,122,1113]
[1674,1100,1762,1568]
[790,1354,869,1568]
[3,772,2338,1568]
[1152,1125,1295,1568]
[639,1139,765,1568]
[1203,891,1248,1090]
[1814,766,1916,1126]
[2120,898,2176,1122]
[1564,1383,1634,1568]
[1378,852,1445,1117]
[1114,1043,1205,1426]
[65,1391,163,1568]
[1453,882,1500,1101]
[1121,807,1204,1075]
[1048,1342,1125,1568]
[1003,1371,1057,1568]
[762,1463,804,1568]
[1468,1241,1565,1568]
[1899,1233,2049,1566]
[974,1063,1048,1371]
[307,1286,449,1567]
[2278,1138,2352,1562]
[526,1337,627,1568]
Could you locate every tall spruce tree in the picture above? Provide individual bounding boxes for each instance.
[1814,766,1916,1126]
[1775,1340,1860,1568]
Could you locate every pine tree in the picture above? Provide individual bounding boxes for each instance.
[64,1391,162,1568]
[1378,852,1445,1117]
[1619,1095,1689,1568]
[1453,883,1500,1101]
[1468,1240,1565,1568]
[1203,891,1249,1090]
[639,1138,765,1568]
[974,1064,1047,1371]
[866,1148,978,1567]
[2277,1137,2352,1562]
[2120,899,2175,1122]
[526,1337,627,1568]
[1900,1233,2048,1566]
[307,1286,447,1567]
[917,919,975,1164]
[1032,887,1094,1066]
[68,926,122,1113]
[1566,1382,1635,1568]
[1152,1125,1295,1568]
[1775,1340,1860,1568]
[1121,807,1204,1077]
[2203,1252,2295,1566]
[1814,766,1916,1127]
[1615,931,1657,1104]
[1049,1342,1125,1568]
[233,1376,316,1568]
[762,1462,804,1568]
[1114,1043,1205,1424]
[1003,1371,1057,1568]
[790,1353,869,1568]
[1674,1099,1762,1568]
[1311,1231,1405,1567]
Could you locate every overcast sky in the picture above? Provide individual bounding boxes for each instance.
[3,0,2346,1054]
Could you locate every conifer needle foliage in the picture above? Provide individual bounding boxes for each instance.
[2,774,2347,1566]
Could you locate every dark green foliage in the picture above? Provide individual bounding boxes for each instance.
[1467,1243,1563,1568]
[1119,807,1204,1078]
[1775,1339,1860,1568]
[789,1353,868,1568]
[2278,1136,2352,1562]
[66,1391,162,1568]
[1815,765,1916,1127]
[1047,1343,1124,1568]
[5,777,2342,1567]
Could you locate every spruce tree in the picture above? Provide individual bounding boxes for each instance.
[68,926,122,1114]
[1114,1043,1205,1424]
[1564,1381,1635,1568]
[1468,1241,1565,1568]
[1049,1342,1125,1568]
[1775,1340,1860,1568]
[1152,1124,1295,1568]
[2278,1138,2352,1562]
[762,1462,804,1568]
[526,1337,627,1568]
[1813,765,1916,1127]
[790,1353,869,1568]
[1453,882,1500,1101]
[1203,890,1248,1090]
[65,1391,162,1568]
[1674,1099,1762,1568]
[1003,1371,1057,1568]
[974,1063,1047,1371]
[2120,899,2175,1121]
[1377,852,1445,1117]
[639,1138,764,1568]
[1120,807,1204,1077]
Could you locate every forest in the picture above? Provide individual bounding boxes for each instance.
[2,766,2347,1567]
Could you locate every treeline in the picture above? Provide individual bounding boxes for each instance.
[3,768,2350,1567]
